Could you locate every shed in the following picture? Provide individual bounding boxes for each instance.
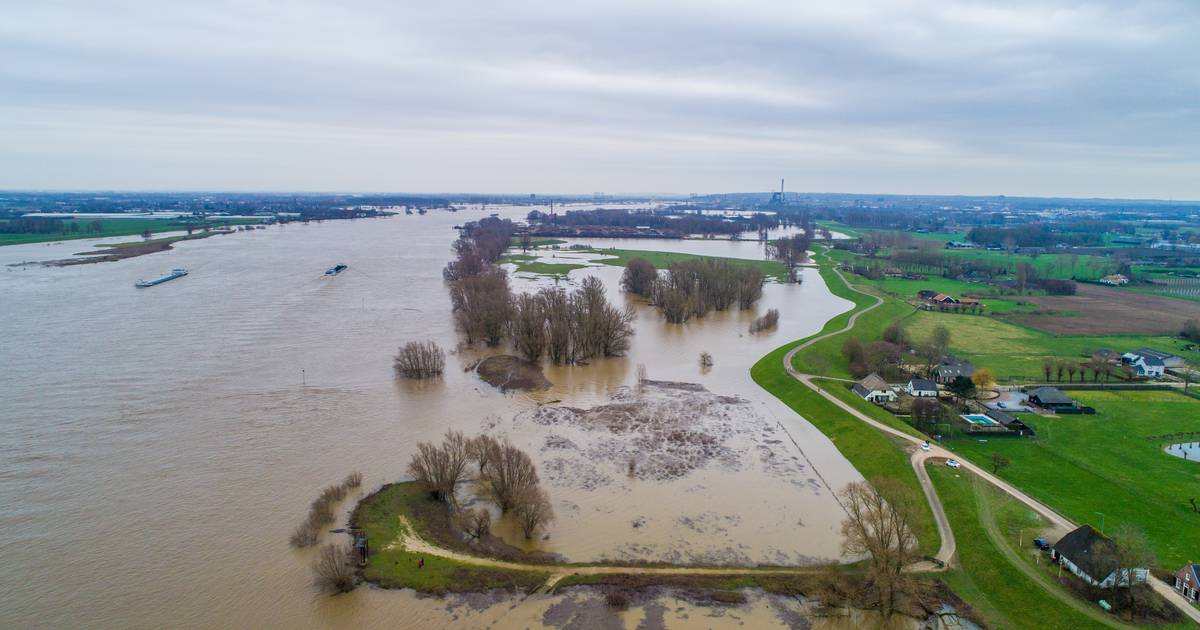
[1028,386,1074,410]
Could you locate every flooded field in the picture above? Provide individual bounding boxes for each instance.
[0,205,857,628]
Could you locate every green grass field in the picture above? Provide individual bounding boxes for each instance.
[585,247,792,282]
[0,217,259,246]
[352,482,549,593]
[942,390,1200,568]
[903,311,1200,383]
[931,465,1122,630]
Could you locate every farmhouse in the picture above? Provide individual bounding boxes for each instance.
[930,294,958,304]
[1123,348,1184,370]
[1051,525,1149,588]
[852,373,897,403]
[917,289,939,300]
[1174,563,1200,602]
[905,377,939,397]
[957,297,982,307]
[1028,386,1075,411]
[934,356,976,384]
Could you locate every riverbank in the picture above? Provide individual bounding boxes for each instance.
[0,217,260,247]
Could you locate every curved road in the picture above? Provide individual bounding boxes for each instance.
[785,261,1200,625]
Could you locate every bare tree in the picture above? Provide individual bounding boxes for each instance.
[540,287,576,364]
[699,351,713,367]
[407,431,471,504]
[513,487,555,539]
[449,268,511,346]
[509,292,547,362]
[482,441,540,512]
[621,258,658,297]
[343,471,363,488]
[393,340,446,378]
[1109,524,1157,621]
[839,479,920,617]
[312,543,358,594]
[467,434,501,475]
[461,508,492,540]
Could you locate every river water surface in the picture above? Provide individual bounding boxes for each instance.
[0,206,858,628]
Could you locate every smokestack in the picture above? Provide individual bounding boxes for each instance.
[780,179,785,194]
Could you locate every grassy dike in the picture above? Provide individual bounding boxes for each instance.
[351,483,549,594]
[750,253,940,555]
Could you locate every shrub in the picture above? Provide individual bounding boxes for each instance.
[749,308,780,333]
[394,340,446,378]
[605,592,629,610]
[312,544,358,594]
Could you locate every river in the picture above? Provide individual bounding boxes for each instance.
[0,205,859,629]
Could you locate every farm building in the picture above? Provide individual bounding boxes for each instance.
[1125,354,1166,379]
[984,409,1035,436]
[1051,525,1148,588]
[852,373,896,403]
[930,294,957,304]
[1100,274,1130,286]
[934,356,976,384]
[917,289,939,300]
[1174,563,1200,602]
[905,377,939,397]
[1027,386,1075,411]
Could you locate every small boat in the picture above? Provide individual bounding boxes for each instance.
[417,208,427,215]
[136,268,188,288]
[325,264,348,276]
[404,208,413,215]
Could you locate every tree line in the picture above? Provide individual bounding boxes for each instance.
[621,257,764,324]
[445,218,635,359]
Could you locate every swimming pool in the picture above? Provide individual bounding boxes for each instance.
[961,414,1000,426]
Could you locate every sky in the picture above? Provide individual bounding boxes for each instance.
[1,0,1198,198]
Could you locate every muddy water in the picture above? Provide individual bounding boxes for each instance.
[0,206,856,629]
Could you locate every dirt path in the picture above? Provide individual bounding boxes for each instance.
[390,515,828,594]
[783,256,1200,626]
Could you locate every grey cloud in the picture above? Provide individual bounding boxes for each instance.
[0,0,1197,196]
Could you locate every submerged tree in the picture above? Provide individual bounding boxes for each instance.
[513,486,555,539]
[621,257,658,297]
[407,431,471,504]
[393,340,446,378]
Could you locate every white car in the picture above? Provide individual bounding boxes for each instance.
[946,459,961,469]
[920,441,931,451]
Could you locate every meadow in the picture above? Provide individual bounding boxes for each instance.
[942,390,1200,568]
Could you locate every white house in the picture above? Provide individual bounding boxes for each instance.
[852,373,897,404]
[1122,350,1171,378]
[1052,525,1149,588]
[905,377,939,397]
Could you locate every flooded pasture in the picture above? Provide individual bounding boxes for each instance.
[0,205,858,628]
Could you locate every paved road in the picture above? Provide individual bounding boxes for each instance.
[785,262,1200,626]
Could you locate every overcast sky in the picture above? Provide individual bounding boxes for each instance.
[1,1,1198,198]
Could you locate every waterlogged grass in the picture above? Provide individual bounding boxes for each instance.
[503,253,588,277]
[941,390,1200,568]
[930,466,1116,630]
[352,483,549,593]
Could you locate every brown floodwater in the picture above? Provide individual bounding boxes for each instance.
[0,205,858,628]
